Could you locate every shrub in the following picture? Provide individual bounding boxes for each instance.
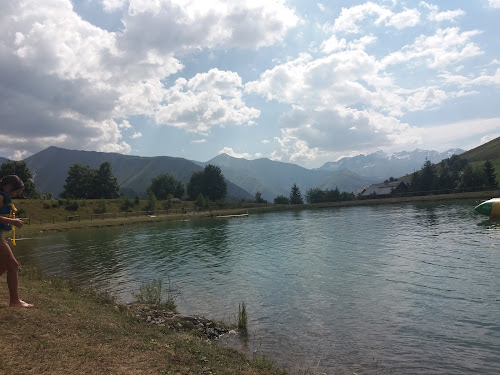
[64,200,79,211]
[93,200,107,214]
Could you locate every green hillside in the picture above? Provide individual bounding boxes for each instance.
[458,136,500,162]
[400,136,500,185]
[455,136,500,184]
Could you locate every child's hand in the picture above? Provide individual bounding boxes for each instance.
[11,218,24,228]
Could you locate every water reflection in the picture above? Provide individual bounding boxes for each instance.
[13,202,500,375]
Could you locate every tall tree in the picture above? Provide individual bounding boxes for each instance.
[187,165,227,201]
[420,159,436,193]
[187,170,204,200]
[460,164,487,191]
[149,173,185,200]
[92,162,120,199]
[203,164,227,201]
[437,155,468,192]
[410,159,436,194]
[254,191,267,203]
[325,187,341,202]
[484,160,498,188]
[61,163,95,199]
[306,188,325,204]
[289,183,303,204]
[0,160,38,198]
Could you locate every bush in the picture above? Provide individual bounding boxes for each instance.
[273,195,289,204]
[93,200,107,214]
[120,198,134,212]
[64,200,79,211]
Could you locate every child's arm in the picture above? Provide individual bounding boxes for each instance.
[0,195,23,228]
[0,217,24,228]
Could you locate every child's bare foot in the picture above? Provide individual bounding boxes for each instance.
[9,299,34,308]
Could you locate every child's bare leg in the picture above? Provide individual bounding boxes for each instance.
[0,237,33,308]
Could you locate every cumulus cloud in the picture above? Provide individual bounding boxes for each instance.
[386,9,421,29]
[156,69,260,133]
[489,0,500,9]
[0,0,295,158]
[439,68,500,87]
[219,147,252,159]
[405,86,448,111]
[101,0,126,12]
[381,27,483,69]
[130,132,142,139]
[420,2,465,22]
[120,0,300,53]
[274,107,418,157]
[244,1,491,162]
[330,2,420,33]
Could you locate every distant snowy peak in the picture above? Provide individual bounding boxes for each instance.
[319,148,465,179]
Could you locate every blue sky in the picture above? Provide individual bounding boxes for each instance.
[1,0,499,168]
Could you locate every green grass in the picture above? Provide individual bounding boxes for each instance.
[238,302,248,336]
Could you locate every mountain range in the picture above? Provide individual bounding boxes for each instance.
[197,154,375,202]
[21,147,252,201]
[0,145,471,202]
[318,149,465,180]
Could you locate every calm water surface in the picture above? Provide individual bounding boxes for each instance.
[15,201,500,374]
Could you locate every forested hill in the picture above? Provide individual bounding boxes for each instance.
[22,146,253,200]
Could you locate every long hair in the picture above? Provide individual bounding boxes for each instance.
[0,175,25,193]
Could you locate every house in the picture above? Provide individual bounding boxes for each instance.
[360,180,409,198]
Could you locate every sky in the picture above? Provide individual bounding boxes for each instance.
[0,0,499,168]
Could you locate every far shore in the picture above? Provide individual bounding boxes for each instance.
[15,189,499,238]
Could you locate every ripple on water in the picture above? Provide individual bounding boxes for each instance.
[15,202,500,374]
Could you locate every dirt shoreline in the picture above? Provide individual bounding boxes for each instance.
[15,189,499,238]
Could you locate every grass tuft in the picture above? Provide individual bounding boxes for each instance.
[133,278,178,310]
[238,302,248,336]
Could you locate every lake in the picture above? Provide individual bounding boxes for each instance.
[15,200,500,374]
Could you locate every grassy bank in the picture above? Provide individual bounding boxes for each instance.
[12,189,500,237]
[0,268,287,375]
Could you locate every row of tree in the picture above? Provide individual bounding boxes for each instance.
[267,184,355,205]
[1,155,497,203]
[0,159,228,202]
[61,163,228,202]
[61,162,120,199]
[409,156,497,194]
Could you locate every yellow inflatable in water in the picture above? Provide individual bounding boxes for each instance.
[474,198,500,219]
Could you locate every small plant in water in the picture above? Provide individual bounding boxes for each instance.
[163,277,177,311]
[134,279,163,305]
[238,302,248,336]
[133,278,178,310]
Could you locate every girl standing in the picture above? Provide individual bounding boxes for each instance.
[0,175,33,307]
